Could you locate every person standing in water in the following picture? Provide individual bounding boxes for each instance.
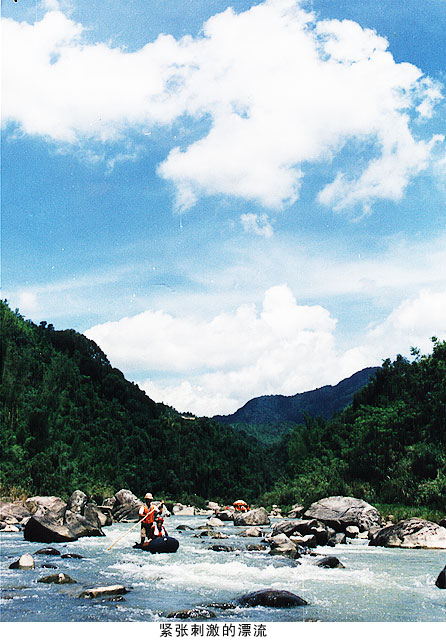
[139,493,164,544]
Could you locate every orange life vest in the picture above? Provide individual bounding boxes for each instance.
[151,522,167,537]
[139,504,157,525]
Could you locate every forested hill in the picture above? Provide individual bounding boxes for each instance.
[0,301,273,502]
[265,340,446,510]
[213,367,379,444]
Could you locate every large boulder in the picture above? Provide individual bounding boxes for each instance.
[237,589,307,608]
[38,573,77,584]
[233,507,270,526]
[304,496,382,532]
[0,501,31,523]
[216,509,234,522]
[112,489,143,522]
[172,504,195,516]
[84,503,112,528]
[25,496,67,522]
[64,510,104,538]
[24,514,77,543]
[369,519,446,549]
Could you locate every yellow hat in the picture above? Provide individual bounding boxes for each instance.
[144,492,153,500]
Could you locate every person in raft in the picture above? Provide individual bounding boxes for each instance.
[139,493,164,544]
[150,515,168,539]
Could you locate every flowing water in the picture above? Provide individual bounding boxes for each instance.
[1,515,445,622]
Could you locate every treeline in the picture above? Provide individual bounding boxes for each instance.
[261,339,446,510]
[0,301,272,503]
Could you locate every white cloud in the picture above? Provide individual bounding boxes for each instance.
[84,284,446,417]
[2,1,443,213]
[240,213,274,237]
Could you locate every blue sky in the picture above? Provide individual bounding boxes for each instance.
[2,0,446,415]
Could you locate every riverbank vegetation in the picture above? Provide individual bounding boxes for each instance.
[1,301,445,516]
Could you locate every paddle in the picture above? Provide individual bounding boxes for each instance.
[106,515,146,551]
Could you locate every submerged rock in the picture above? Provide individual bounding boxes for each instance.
[435,566,446,589]
[369,519,446,549]
[246,544,267,551]
[167,608,216,619]
[208,544,235,552]
[34,547,61,556]
[176,524,194,531]
[38,573,77,584]
[237,589,308,608]
[61,553,84,559]
[79,585,129,598]
[9,553,35,570]
[314,556,345,569]
[211,531,228,539]
[41,564,58,569]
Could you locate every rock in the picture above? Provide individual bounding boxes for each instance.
[79,585,129,599]
[288,504,305,519]
[207,517,225,527]
[304,496,383,532]
[176,524,194,531]
[330,533,347,545]
[41,564,58,569]
[237,589,308,608]
[346,525,360,539]
[439,519,446,528]
[268,533,300,558]
[9,553,35,570]
[211,531,228,539]
[369,519,446,549]
[208,544,235,552]
[84,504,111,528]
[66,490,88,514]
[25,496,67,522]
[271,519,319,538]
[38,573,77,584]
[34,547,61,555]
[61,553,83,559]
[207,502,220,511]
[102,497,116,509]
[240,526,263,537]
[314,556,345,569]
[172,504,195,516]
[435,566,446,589]
[233,507,270,526]
[64,510,105,538]
[111,489,143,522]
[167,608,216,619]
[197,524,214,529]
[246,544,267,551]
[0,501,31,523]
[24,514,77,543]
[1,524,20,532]
[290,534,317,548]
[216,508,235,521]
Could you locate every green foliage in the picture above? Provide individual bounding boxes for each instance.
[0,301,272,502]
[269,339,446,511]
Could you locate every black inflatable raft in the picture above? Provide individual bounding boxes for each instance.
[133,536,179,554]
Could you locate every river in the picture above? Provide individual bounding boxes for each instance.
[1,514,445,622]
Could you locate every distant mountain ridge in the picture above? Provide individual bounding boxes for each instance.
[213,367,380,428]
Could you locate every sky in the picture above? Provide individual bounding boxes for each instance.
[2,0,446,417]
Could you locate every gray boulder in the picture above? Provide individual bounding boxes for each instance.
[314,556,345,569]
[0,501,31,523]
[25,496,67,522]
[216,509,235,521]
[207,517,225,527]
[237,589,307,607]
[268,533,300,558]
[240,526,264,537]
[346,525,360,539]
[64,510,104,538]
[24,514,77,543]
[112,489,143,522]
[79,585,129,599]
[66,490,88,514]
[290,534,317,548]
[304,496,382,532]
[34,547,61,555]
[233,507,270,526]
[84,503,112,527]
[288,504,305,519]
[369,519,446,549]
[435,566,446,589]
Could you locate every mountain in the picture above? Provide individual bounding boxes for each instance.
[0,301,272,502]
[213,367,379,442]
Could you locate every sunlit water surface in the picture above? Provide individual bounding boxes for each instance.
[1,515,445,622]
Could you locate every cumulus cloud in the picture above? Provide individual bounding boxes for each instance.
[83,282,446,416]
[2,0,443,212]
